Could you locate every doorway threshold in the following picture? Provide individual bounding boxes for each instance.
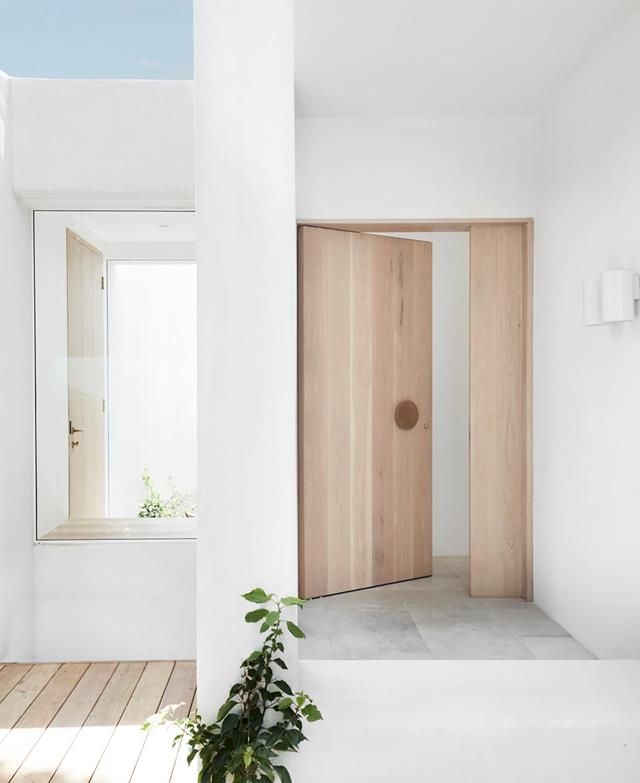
[299,557,593,661]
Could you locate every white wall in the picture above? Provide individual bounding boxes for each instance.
[432,234,469,555]
[292,660,640,782]
[196,0,298,717]
[11,79,194,208]
[384,232,470,556]
[0,72,33,661]
[296,116,536,219]
[534,7,640,658]
[108,261,197,517]
[32,541,195,662]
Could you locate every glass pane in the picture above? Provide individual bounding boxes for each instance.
[108,262,197,518]
[34,211,197,540]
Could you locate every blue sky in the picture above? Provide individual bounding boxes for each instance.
[0,0,193,79]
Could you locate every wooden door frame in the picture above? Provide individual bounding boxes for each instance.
[297,217,534,602]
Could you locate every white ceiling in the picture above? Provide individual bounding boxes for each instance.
[294,0,639,117]
[75,211,195,243]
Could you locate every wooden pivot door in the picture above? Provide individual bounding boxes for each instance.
[67,230,107,519]
[298,226,432,598]
[469,223,529,598]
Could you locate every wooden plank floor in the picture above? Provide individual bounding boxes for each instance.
[0,661,197,783]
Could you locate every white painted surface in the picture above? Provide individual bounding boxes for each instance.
[0,72,33,661]
[432,234,469,555]
[195,0,297,717]
[295,0,638,117]
[79,211,195,244]
[292,660,640,781]
[10,78,194,206]
[296,117,536,219]
[534,7,640,658]
[32,541,195,661]
[108,261,197,517]
[383,233,469,556]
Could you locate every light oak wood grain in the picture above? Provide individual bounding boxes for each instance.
[169,689,198,783]
[297,218,532,233]
[131,661,196,783]
[0,665,59,743]
[0,664,32,704]
[299,227,432,597]
[11,662,117,783]
[91,661,174,783]
[66,230,106,520]
[523,221,535,602]
[50,661,144,782]
[0,663,87,782]
[469,224,527,598]
[41,517,196,541]
[0,661,196,783]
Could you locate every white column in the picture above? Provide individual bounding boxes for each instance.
[0,73,34,662]
[195,0,297,717]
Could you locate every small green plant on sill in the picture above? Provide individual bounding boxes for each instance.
[137,468,195,518]
[143,588,322,783]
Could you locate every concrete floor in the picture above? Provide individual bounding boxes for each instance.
[299,557,595,660]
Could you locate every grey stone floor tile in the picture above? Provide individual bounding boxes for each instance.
[298,556,590,661]
[299,606,431,659]
[520,636,595,659]
[413,620,535,660]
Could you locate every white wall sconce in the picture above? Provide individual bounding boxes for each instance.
[583,269,640,326]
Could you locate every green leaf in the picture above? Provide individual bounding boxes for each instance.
[220,711,240,735]
[245,608,269,623]
[247,650,263,662]
[242,588,271,604]
[277,697,293,710]
[275,766,293,783]
[273,658,288,669]
[286,621,305,639]
[302,704,323,722]
[259,766,276,782]
[259,611,280,632]
[216,699,237,722]
[281,596,306,607]
[274,679,293,695]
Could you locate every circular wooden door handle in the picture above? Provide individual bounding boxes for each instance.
[394,400,419,430]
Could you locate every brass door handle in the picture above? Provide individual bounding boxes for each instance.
[69,422,84,434]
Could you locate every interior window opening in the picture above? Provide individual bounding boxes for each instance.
[34,211,197,541]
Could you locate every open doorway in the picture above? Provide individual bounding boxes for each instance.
[297,220,592,659]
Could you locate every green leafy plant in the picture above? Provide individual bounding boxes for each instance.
[137,468,195,518]
[144,588,322,783]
